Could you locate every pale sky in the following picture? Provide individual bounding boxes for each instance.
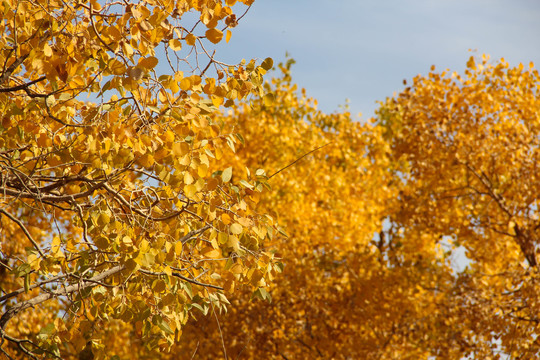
[215,0,540,119]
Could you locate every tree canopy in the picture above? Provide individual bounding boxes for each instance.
[1,0,539,359]
[169,57,540,359]
[0,0,281,358]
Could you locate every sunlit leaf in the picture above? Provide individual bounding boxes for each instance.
[205,28,223,44]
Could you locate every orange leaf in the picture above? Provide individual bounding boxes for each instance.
[205,28,223,44]
[138,56,159,69]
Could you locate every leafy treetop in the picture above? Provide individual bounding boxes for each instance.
[0,0,280,358]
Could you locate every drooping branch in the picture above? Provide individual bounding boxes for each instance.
[0,274,68,303]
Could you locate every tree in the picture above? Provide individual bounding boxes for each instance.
[0,0,281,358]
[377,56,540,358]
[165,59,451,359]
[159,57,540,359]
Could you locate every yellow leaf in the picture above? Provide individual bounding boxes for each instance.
[122,41,134,57]
[37,133,52,148]
[94,236,109,250]
[263,93,274,106]
[201,247,221,259]
[179,154,191,166]
[174,242,183,256]
[139,20,153,31]
[138,154,155,168]
[221,213,232,225]
[466,56,476,70]
[90,0,102,10]
[222,167,232,182]
[109,59,126,75]
[207,178,218,190]
[128,67,144,81]
[230,263,243,274]
[169,80,180,93]
[237,217,253,227]
[184,171,194,185]
[184,184,197,198]
[226,30,232,43]
[138,56,159,69]
[163,130,175,143]
[197,164,208,177]
[205,28,223,44]
[191,75,202,85]
[97,212,111,225]
[261,57,273,71]
[228,235,239,250]
[27,254,41,271]
[51,236,61,254]
[185,34,197,46]
[508,221,517,236]
[212,96,223,107]
[224,279,235,293]
[169,38,182,51]
[172,142,189,156]
[180,77,192,91]
[230,223,243,234]
[43,43,53,57]
[158,89,168,103]
[153,279,166,293]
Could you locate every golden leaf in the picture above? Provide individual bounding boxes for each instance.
[205,28,223,44]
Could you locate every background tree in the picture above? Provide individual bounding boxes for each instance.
[377,56,540,358]
[0,0,281,358]
[163,57,539,359]
[161,59,452,359]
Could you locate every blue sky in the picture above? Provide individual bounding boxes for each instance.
[215,0,540,119]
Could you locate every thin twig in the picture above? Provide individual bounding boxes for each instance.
[137,266,223,290]
[268,142,332,179]
[207,288,228,360]
[190,341,200,360]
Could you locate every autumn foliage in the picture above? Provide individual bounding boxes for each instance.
[1,0,540,358]
[0,0,280,358]
[169,57,540,359]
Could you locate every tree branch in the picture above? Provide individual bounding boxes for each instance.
[0,76,46,93]
[0,265,124,330]
[138,268,223,290]
[0,209,44,257]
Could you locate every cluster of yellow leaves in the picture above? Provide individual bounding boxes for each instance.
[0,0,279,358]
